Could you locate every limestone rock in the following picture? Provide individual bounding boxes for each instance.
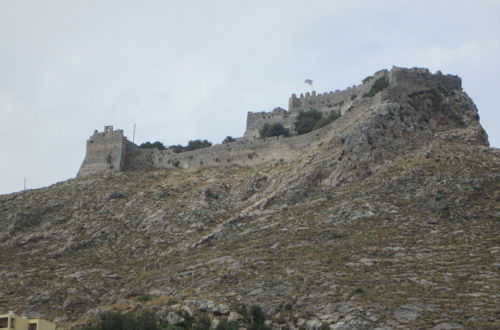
[0,67,498,330]
[393,304,421,323]
[166,311,184,325]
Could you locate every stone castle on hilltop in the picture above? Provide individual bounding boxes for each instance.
[77,67,463,178]
[245,83,359,139]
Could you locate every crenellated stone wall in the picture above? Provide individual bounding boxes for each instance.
[244,69,385,140]
[245,107,294,139]
[78,121,334,178]
[77,126,137,178]
[123,127,327,172]
[288,85,361,114]
[244,67,462,140]
[77,67,465,178]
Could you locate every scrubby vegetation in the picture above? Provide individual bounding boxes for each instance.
[222,136,236,144]
[259,123,291,138]
[141,140,213,153]
[247,305,271,330]
[363,76,389,98]
[362,75,373,84]
[79,310,163,330]
[78,305,270,330]
[294,109,341,135]
[170,140,212,153]
[139,141,166,150]
[183,140,213,152]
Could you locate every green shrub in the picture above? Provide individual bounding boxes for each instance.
[191,313,211,330]
[259,123,291,138]
[316,111,341,128]
[168,145,184,153]
[222,136,236,144]
[294,110,340,135]
[363,76,389,98]
[353,287,365,295]
[185,139,212,151]
[248,305,271,330]
[214,319,238,330]
[158,325,183,330]
[138,294,152,302]
[78,304,271,330]
[167,140,213,153]
[294,109,323,135]
[80,310,159,330]
[139,141,166,150]
[362,75,373,84]
[165,299,178,305]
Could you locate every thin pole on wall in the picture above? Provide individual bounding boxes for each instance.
[23,177,26,192]
[133,123,136,143]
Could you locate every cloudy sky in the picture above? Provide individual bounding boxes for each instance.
[1,0,499,195]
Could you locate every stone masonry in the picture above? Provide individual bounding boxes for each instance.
[77,126,138,177]
[77,67,463,178]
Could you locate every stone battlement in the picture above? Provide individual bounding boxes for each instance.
[77,126,137,177]
[288,84,361,114]
[77,67,464,178]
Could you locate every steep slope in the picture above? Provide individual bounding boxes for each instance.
[1,68,499,329]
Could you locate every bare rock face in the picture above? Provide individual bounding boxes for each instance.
[1,68,499,329]
[254,68,488,208]
[324,68,487,186]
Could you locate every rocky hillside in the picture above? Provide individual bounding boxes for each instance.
[1,68,499,329]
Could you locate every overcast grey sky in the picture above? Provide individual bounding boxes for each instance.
[1,0,499,195]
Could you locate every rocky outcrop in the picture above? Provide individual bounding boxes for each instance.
[1,68,499,329]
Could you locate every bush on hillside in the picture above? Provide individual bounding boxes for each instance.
[363,76,389,98]
[168,144,185,153]
[167,140,213,153]
[185,139,213,151]
[294,109,341,135]
[222,136,236,144]
[317,111,341,127]
[139,141,166,150]
[362,75,373,84]
[294,109,323,135]
[214,319,238,330]
[248,305,269,330]
[259,123,291,138]
[78,305,270,330]
[79,310,159,330]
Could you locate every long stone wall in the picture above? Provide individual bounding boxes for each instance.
[77,67,465,178]
[288,85,361,114]
[123,125,330,172]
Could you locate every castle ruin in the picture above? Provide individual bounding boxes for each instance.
[77,67,462,178]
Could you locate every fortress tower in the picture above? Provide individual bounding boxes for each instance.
[77,126,137,177]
